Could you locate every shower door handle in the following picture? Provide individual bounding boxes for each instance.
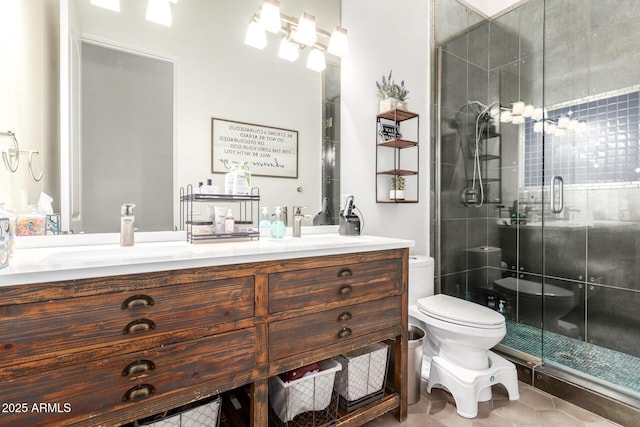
[550,176,564,213]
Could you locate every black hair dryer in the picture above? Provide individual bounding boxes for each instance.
[339,195,361,236]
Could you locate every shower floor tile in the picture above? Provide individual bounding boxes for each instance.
[503,320,640,397]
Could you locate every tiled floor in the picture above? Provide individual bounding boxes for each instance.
[365,380,622,427]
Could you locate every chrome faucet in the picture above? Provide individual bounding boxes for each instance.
[120,204,135,246]
[292,206,307,238]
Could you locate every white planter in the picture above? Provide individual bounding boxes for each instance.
[379,98,408,113]
[389,190,405,200]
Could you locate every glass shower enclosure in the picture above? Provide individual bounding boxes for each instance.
[433,0,640,410]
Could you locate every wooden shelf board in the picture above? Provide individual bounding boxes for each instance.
[377,169,418,176]
[377,139,418,149]
[377,109,419,122]
[377,199,419,203]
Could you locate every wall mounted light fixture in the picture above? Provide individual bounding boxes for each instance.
[91,0,178,27]
[244,0,348,72]
[500,101,587,135]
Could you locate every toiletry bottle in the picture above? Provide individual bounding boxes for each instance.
[233,162,251,195]
[0,203,16,255]
[270,207,286,239]
[224,209,235,234]
[259,207,271,229]
[225,163,238,195]
[214,206,226,233]
[201,179,219,195]
[120,204,135,246]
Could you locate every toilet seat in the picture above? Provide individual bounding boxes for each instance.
[494,277,574,301]
[417,294,505,329]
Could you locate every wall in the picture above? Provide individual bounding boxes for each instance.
[0,0,59,211]
[341,0,430,255]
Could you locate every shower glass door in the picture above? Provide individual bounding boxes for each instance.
[539,0,640,400]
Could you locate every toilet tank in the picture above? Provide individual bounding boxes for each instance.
[409,255,434,305]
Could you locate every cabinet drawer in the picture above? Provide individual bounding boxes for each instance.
[0,276,254,366]
[268,296,401,361]
[0,327,257,427]
[268,258,401,313]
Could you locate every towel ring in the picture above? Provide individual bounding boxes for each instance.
[26,150,44,182]
[1,131,20,173]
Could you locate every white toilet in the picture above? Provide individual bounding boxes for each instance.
[408,256,520,418]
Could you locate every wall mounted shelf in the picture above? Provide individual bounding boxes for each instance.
[375,109,420,203]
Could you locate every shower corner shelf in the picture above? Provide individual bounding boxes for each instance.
[179,185,260,243]
[376,108,420,203]
[467,128,502,204]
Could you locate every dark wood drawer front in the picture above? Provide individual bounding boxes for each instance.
[268,296,401,361]
[268,258,401,313]
[0,276,254,366]
[0,327,257,427]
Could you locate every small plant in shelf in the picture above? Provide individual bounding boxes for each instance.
[390,175,406,200]
[376,70,410,113]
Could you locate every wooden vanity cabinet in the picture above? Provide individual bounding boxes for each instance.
[0,248,408,426]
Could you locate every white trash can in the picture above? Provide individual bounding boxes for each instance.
[407,324,425,405]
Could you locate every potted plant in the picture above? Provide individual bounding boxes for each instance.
[376,70,410,113]
[389,175,405,200]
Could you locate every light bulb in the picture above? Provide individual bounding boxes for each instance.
[512,101,525,115]
[245,16,267,49]
[327,26,348,57]
[259,0,281,34]
[533,122,544,133]
[146,0,172,26]
[500,111,513,123]
[511,115,525,125]
[523,104,535,118]
[306,48,326,72]
[278,37,299,62]
[557,116,570,129]
[293,13,317,46]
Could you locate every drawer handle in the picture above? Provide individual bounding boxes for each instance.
[122,359,156,377]
[338,268,353,277]
[338,327,352,338]
[123,384,155,402]
[123,318,156,335]
[338,312,352,322]
[122,294,155,309]
[338,285,352,296]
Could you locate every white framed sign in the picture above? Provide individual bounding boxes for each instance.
[211,117,298,178]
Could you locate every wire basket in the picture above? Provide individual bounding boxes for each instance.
[334,342,390,412]
[269,359,342,426]
[139,395,221,427]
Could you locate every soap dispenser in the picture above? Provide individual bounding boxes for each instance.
[270,207,286,239]
[259,207,271,229]
[120,204,135,246]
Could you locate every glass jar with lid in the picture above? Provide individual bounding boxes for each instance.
[17,205,46,236]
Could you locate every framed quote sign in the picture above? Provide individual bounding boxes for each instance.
[211,118,298,178]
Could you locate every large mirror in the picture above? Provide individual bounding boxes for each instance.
[0,0,341,235]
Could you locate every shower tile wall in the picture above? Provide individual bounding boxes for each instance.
[436,0,493,301]
[436,0,640,364]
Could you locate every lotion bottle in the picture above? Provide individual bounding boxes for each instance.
[224,209,235,233]
[270,206,285,239]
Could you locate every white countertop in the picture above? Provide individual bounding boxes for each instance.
[0,233,414,287]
